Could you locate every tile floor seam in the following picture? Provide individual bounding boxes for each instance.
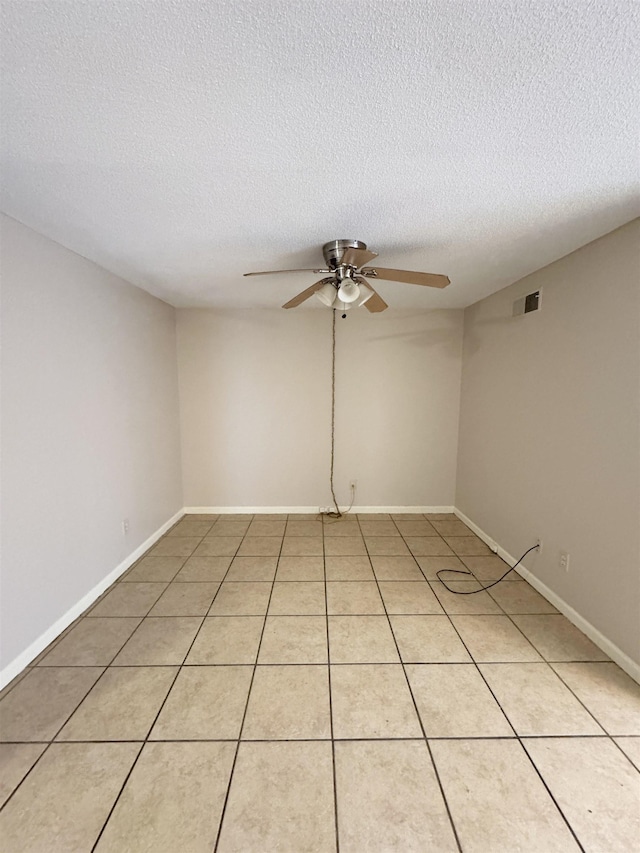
[499,610,620,741]
[357,515,464,853]
[397,531,521,725]
[417,549,592,852]
[0,670,31,702]
[88,645,195,846]
[434,534,611,852]
[25,607,95,665]
[212,524,283,853]
[428,601,528,738]
[31,613,151,745]
[90,522,252,852]
[395,530,582,850]
[87,740,146,852]
[322,517,341,853]
[516,738,587,852]
[609,735,640,764]
[118,553,189,584]
[0,740,55,814]
[548,662,634,746]
[33,624,600,636]
[479,658,609,737]
[3,733,628,747]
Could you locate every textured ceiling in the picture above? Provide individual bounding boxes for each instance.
[1,0,638,309]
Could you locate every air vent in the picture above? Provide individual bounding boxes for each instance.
[513,289,542,316]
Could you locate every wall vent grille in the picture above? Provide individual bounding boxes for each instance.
[513,289,541,316]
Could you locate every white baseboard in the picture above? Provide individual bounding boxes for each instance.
[184,505,455,515]
[185,506,324,514]
[353,506,455,514]
[0,509,184,690]
[454,508,640,684]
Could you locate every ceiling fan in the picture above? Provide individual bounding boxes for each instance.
[244,240,450,313]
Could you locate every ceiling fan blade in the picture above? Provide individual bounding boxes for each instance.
[244,268,329,277]
[282,279,329,309]
[361,267,450,288]
[361,281,388,313]
[341,247,378,268]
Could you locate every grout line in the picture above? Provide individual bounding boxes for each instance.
[322,524,341,853]
[90,524,253,851]
[484,600,623,757]
[358,515,464,853]
[87,741,146,851]
[212,524,282,852]
[545,659,628,755]
[382,521,596,851]
[0,733,628,747]
[516,738,586,852]
[413,537,588,852]
[32,596,186,850]
[27,657,617,668]
[0,741,55,814]
[30,612,158,747]
[89,649,193,847]
[437,578,588,851]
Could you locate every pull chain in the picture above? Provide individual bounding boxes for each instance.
[326,309,342,518]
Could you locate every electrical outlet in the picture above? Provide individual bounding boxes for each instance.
[559,550,570,572]
[122,519,130,535]
[536,538,543,553]
[319,506,330,514]
[349,479,357,491]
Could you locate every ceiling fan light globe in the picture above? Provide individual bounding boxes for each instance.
[315,282,338,307]
[337,280,360,303]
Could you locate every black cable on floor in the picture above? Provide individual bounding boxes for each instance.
[436,543,540,594]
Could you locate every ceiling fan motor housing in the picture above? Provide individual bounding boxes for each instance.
[322,240,367,271]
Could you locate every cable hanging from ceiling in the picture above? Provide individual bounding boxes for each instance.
[324,308,344,519]
[322,308,358,521]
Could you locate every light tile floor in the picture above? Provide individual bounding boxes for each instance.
[1,513,639,852]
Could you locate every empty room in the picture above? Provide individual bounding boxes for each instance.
[1,1,638,851]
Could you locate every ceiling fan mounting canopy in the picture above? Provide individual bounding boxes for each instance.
[244,238,450,313]
[322,239,368,270]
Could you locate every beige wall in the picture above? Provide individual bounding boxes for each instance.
[456,220,640,665]
[0,216,183,674]
[177,307,464,509]
[4,213,636,677]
